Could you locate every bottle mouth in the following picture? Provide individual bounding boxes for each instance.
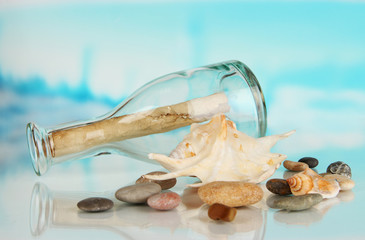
[26,122,51,176]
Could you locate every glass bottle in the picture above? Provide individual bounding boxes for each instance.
[26,60,267,176]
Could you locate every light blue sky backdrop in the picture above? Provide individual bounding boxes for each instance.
[1,3,365,238]
[1,1,364,98]
[0,0,365,160]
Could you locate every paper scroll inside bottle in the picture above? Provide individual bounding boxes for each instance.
[48,93,230,158]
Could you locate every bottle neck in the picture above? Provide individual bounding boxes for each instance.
[26,122,53,176]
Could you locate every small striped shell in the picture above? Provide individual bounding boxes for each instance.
[287,168,340,199]
[286,172,313,195]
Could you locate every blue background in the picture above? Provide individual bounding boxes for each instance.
[1,1,364,168]
[0,1,365,239]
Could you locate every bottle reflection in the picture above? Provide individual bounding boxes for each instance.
[29,182,180,239]
[30,182,267,239]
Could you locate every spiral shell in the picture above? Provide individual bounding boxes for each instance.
[287,172,313,195]
[287,168,340,199]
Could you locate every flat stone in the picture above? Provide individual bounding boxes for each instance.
[198,181,263,207]
[77,197,114,212]
[208,203,237,222]
[266,194,323,211]
[115,183,161,204]
[323,174,355,191]
[327,161,352,178]
[136,171,177,190]
[283,160,308,172]
[147,192,181,210]
[266,179,292,195]
[298,157,319,168]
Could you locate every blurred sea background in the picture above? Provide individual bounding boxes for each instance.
[1,1,365,239]
[1,0,365,174]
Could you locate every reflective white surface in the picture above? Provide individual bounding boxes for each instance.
[0,158,362,240]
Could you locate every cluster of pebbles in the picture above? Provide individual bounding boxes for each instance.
[77,171,180,213]
[266,158,354,211]
[77,159,355,223]
[77,172,265,223]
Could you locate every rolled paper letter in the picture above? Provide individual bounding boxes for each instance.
[50,93,230,158]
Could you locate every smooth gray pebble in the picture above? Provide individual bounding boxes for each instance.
[115,182,161,204]
[267,194,323,211]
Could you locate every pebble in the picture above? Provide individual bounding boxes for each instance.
[323,174,355,191]
[208,203,237,222]
[136,171,177,190]
[77,197,114,212]
[327,161,352,178]
[115,183,161,204]
[283,160,308,172]
[198,181,263,207]
[266,179,292,195]
[147,192,181,210]
[266,194,323,211]
[298,157,319,168]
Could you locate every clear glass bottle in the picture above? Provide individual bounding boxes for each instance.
[26,60,267,176]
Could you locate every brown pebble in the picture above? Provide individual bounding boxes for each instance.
[136,171,177,190]
[208,203,237,222]
[198,181,263,207]
[77,197,114,212]
[266,179,292,195]
[283,160,308,172]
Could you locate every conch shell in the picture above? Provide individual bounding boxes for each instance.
[145,114,295,187]
[287,168,340,198]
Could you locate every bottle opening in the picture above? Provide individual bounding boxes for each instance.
[26,123,51,176]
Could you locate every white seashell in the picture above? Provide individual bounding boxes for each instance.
[287,168,340,199]
[145,114,295,187]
